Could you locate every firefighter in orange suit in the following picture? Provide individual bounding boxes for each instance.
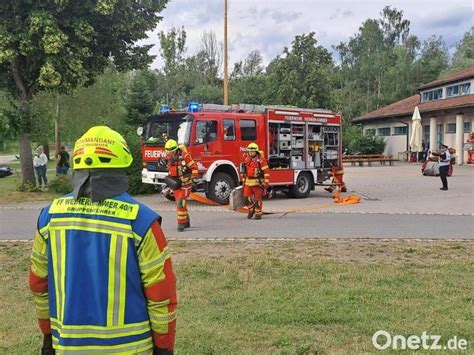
[325,167,347,193]
[240,143,270,220]
[165,139,198,232]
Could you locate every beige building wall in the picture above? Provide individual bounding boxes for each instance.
[361,113,473,162]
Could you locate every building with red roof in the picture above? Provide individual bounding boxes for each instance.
[353,66,474,164]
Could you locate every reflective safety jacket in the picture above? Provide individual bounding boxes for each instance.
[240,152,270,187]
[30,193,177,354]
[167,145,198,188]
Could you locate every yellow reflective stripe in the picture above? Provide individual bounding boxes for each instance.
[132,232,143,247]
[118,235,128,326]
[107,235,127,327]
[49,218,132,236]
[50,318,149,331]
[138,230,167,287]
[139,247,170,272]
[50,230,66,322]
[31,250,47,262]
[39,225,50,239]
[50,231,60,321]
[150,309,177,323]
[50,197,139,220]
[261,165,269,170]
[34,292,50,318]
[59,229,66,321]
[31,232,48,277]
[107,235,117,327]
[54,217,131,230]
[52,336,153,353]
[52,322,149,339]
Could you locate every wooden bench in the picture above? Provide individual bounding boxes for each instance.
[342,154,399,166]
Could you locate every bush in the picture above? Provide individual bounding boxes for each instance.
[344,124,386,154]
[48,176,72,194]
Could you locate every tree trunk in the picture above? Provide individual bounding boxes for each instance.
[55,96,61,161]
[42,141,50,160]
[19,133,35,185]
[11,57,36,186]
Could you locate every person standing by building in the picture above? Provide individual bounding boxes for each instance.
[55,145,70,175]
[33,146,48,189]
[29,126,176,355]
[438,143,451,191]
[240,143,270,220]
[164,139,198,232]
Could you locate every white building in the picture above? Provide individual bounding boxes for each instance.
[353,66,474,164]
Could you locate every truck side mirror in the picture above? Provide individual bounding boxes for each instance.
[136,127,143,136]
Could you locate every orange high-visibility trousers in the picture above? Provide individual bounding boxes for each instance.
[243,185,263,217]
[174,187,191,225]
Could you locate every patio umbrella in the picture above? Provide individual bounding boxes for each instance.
[410,106,423,160]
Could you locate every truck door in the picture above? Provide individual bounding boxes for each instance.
[191,118,222,171]
[220,118,239,166]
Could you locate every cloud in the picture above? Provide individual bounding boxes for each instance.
[147,0,473,69]
[270,10,303,23]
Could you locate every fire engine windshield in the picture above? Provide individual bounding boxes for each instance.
[144,114,193,146]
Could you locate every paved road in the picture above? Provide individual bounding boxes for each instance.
[1,164,473,240]
[1,207,473,240]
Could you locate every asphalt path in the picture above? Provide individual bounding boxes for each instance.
[1,208,473,240]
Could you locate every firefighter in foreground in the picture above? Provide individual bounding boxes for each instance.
[240,143,270,219]
[30,126,176,355]
[164,139,198,231]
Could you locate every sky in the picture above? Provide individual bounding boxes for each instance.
[143,0,473,69]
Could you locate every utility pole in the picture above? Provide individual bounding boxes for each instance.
[223,0,229,105]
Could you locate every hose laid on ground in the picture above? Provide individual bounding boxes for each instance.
[189,190,360,217]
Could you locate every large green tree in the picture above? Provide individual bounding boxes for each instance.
[265,32,334,108]
[446,27,474,73]
[0,0,168,185]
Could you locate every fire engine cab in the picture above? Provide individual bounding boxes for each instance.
[138,103,344,205]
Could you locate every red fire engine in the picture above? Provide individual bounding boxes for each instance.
[138,103,345,205]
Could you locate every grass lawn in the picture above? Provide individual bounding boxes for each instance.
[1,240,472,354]
[0,159,60,204]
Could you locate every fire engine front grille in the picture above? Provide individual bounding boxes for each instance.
[146,159,168,172]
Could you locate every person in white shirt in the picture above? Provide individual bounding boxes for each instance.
[438,144,451,191]
[33,146,48,189]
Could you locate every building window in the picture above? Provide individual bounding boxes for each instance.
[240,119,256,141]
[422,88,443,102]
[447,82,471,98]
[365,128,376,135]
[446,123,456,134]
[393,126,407,135]
[464,122,471,133]
[423,125,430,142]
[377,127,391,136]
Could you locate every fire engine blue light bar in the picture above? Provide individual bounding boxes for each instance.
[187,102,200,112]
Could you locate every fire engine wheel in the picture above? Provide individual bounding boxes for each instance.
[288,172,312,198]
[207,172,235,205]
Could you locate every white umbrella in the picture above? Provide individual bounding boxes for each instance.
[410,106,423,155]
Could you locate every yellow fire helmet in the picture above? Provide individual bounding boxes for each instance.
[73,126,133,169]
[165,139,179,152]
[247,142,259,151]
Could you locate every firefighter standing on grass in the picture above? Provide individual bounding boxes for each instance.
[165,139,198,232]
[240,143,270,220]
[29,126,176,355]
